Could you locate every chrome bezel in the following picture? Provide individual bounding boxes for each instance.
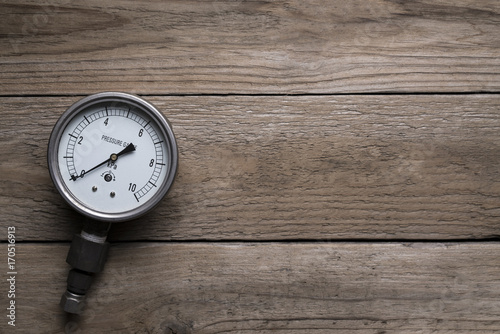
[47,92,178,222]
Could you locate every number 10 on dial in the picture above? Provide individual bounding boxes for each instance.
[48,92,178,222]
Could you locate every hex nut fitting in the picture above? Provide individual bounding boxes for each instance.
[60,290,86,314]
[66,234,110,273]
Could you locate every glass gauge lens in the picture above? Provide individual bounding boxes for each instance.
[48,92,178,222]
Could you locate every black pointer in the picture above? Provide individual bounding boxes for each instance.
[71,143,136,181]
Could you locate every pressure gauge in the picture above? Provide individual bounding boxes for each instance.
[48,92,178,313]
[48,92,177,222]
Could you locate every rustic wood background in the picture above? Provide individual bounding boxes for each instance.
[1,0,500,333]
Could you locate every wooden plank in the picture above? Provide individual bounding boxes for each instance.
[1,95,499,241]
[1,0,500,95]
[2,242,500,333]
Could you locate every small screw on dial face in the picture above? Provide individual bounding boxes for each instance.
[48,92,178,222]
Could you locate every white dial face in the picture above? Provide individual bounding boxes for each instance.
[53,98,175,220]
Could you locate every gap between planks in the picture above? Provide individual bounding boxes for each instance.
[1,91,500,98]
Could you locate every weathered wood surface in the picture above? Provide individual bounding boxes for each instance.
[1,0,500,333]
[1,242,499,333]
[1,95,499,241]
[1,0,500,95]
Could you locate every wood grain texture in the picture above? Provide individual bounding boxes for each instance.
[1,95,499,241]
[2,242,500,333]
[2,1,499,333]
[1,0,500,95]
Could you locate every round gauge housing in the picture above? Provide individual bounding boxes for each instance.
[48,92,178,222]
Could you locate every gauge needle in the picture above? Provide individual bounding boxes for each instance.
[71,143,136,181]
